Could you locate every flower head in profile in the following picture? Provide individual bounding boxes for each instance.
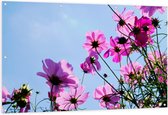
[86,51,101,73]
[83,30,108,53]
[2,86,10,103]
[80,51,101,74]
[56,85,89,111]
[94,84,120,109]
[11,84,31,112]
[137,6,165,17]
[113,8,135,36]
[120,62,143,84]
[104,36,131,63]
[37,59,79,93]
[80,61,91,74]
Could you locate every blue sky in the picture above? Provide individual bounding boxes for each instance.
[2,2,167,111]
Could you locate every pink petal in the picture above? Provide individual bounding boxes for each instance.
[77,92,89,105]
[37,72,48,79]
[94,86,103,99]
[45,59,56,75]
[113,53,121,63]
[110,37,116,47]
[91,32,95,40]
[104,50,110,58]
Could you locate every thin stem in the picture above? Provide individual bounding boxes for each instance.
[95,49,139,108]
[92,63,139,108]
[107,4,132,31]
[5,102,14,113]
[142,48,157,80]
[95,49,120,82]
[34,92,38,112]
[35,98,50,109]
[50,85,53,111]
[81,73,85,85]
[156,27,163,65]
[92,64,118,92]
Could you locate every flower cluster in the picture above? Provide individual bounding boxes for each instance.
[2,5,167,113]
[80,5,167,109]
[2,84,31,113]
[37,59,89,111]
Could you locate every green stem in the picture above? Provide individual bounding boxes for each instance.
[156,27,163,65]
[81,73,85,85]
[92,64,118,92]
[95,49,120,82]
[5,102,14,113]
[107,4,132,32]
[50,85,54,111]
[35,98,50,109]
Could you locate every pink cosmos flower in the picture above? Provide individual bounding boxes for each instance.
[148,51,160,62]
[113,8,135,36]
[147,51,167,82]
[131,16,154,47]
[2,87,10,103]
[120,62,143,84]
[137,6,165,17]
[104,36,130,63]
[136,16,155,34]
[158,76,164,83]
[147,51,167,70]
[83,30,108,53]
[148,51,167,64]
[56,85,89,111]
[94,84,120,109]
[37,59,79,93]
[81,51,101,74]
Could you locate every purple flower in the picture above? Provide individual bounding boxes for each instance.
[80,61,91,73]
[84,51,101,74]
[56,85,89,111]
[134,16,155,34]
[104,36,130,63]
[83,30,108,53]
[37,59,79,93]
[137,6,165,17]
[94,84,120,109]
